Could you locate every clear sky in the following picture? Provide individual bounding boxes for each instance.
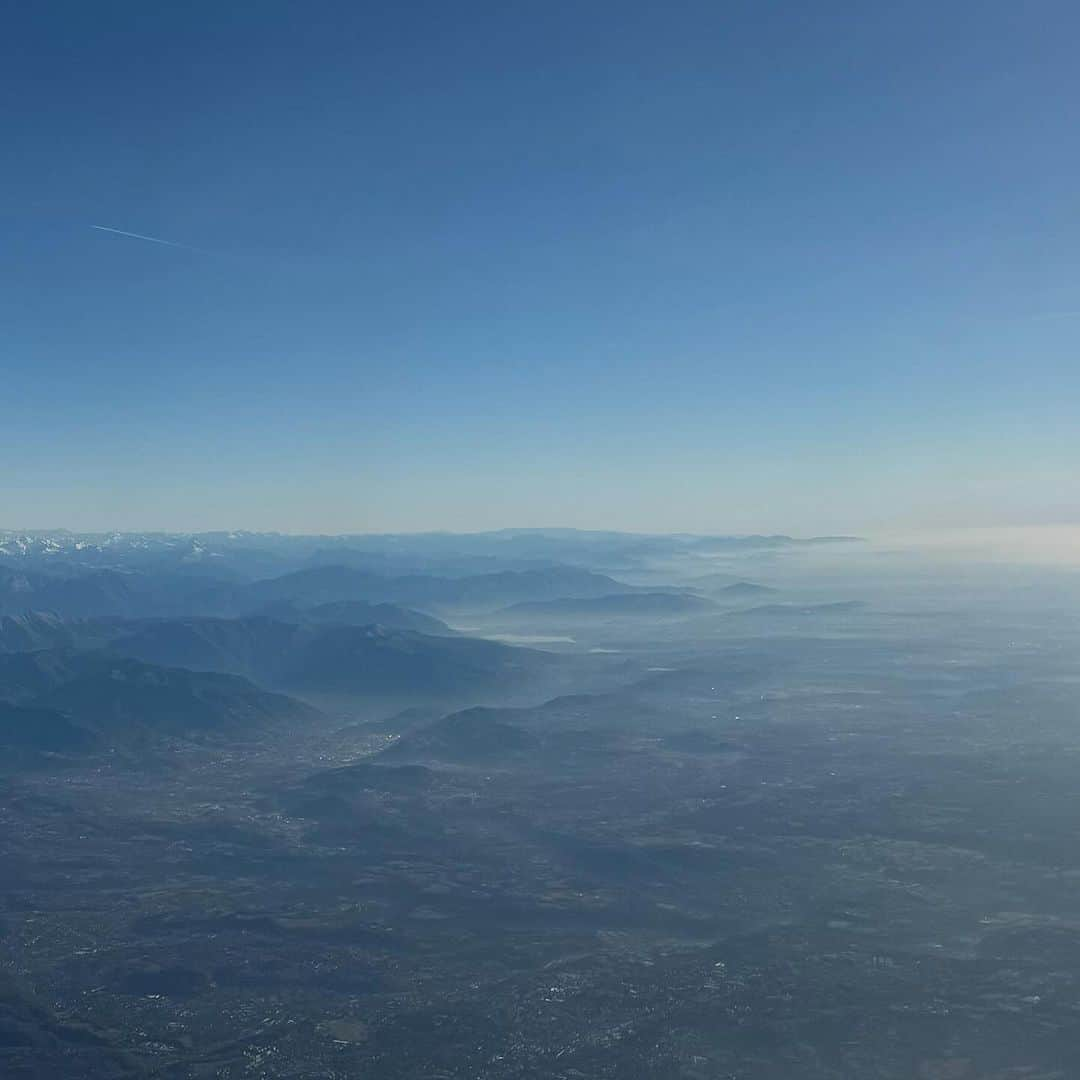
[4,1,1078,535]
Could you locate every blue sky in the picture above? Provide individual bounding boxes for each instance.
[4,1,1078,534]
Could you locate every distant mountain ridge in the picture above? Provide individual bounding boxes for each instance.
[500,592,714,617]
[716,582,777,597]
[229,565,636,614]
[0,528,862,584]
[0,566,223,619]
[0,563,637,620]
[733,600,867,616]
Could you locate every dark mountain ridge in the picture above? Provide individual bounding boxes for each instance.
[0,567,230,620]
[0,649,319,762]
[255,599,452,635]
[231,564,636,614]
[0,611,107,652]
[107,618,554,701]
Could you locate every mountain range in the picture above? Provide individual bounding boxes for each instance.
[499,592,714,617]
[0,650,318,762]
[733,600,867,616]
[108,618,553,700]
[0,564,638,620]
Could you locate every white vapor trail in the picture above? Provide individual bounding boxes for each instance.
[89,224,205,252]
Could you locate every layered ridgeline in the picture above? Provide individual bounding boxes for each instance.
[0,650,319,763]
[0,567,206,620]
[498,592,714,618]
[107,619,553,700]
[0,564,638,620]
[254,600,452,635]
[229,565,635,615]
[0,611,110,652]
[731,600,867,617]
[0,531,807,770]
[0,528,858,579]
[0,615,558,762]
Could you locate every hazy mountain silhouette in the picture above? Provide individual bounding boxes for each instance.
[230,565,635,614]
[733,600,867,616]
[716,581,777,597]
[380,706,541,763]
[379,700,622,767]
[108,619,552,700]
[272,625,551,698]
[500,592,714,617]
[104,617,298,682]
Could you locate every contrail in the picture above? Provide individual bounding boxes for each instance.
[89,224,206,252]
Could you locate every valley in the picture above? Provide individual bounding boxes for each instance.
[2,531,1079,1078]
